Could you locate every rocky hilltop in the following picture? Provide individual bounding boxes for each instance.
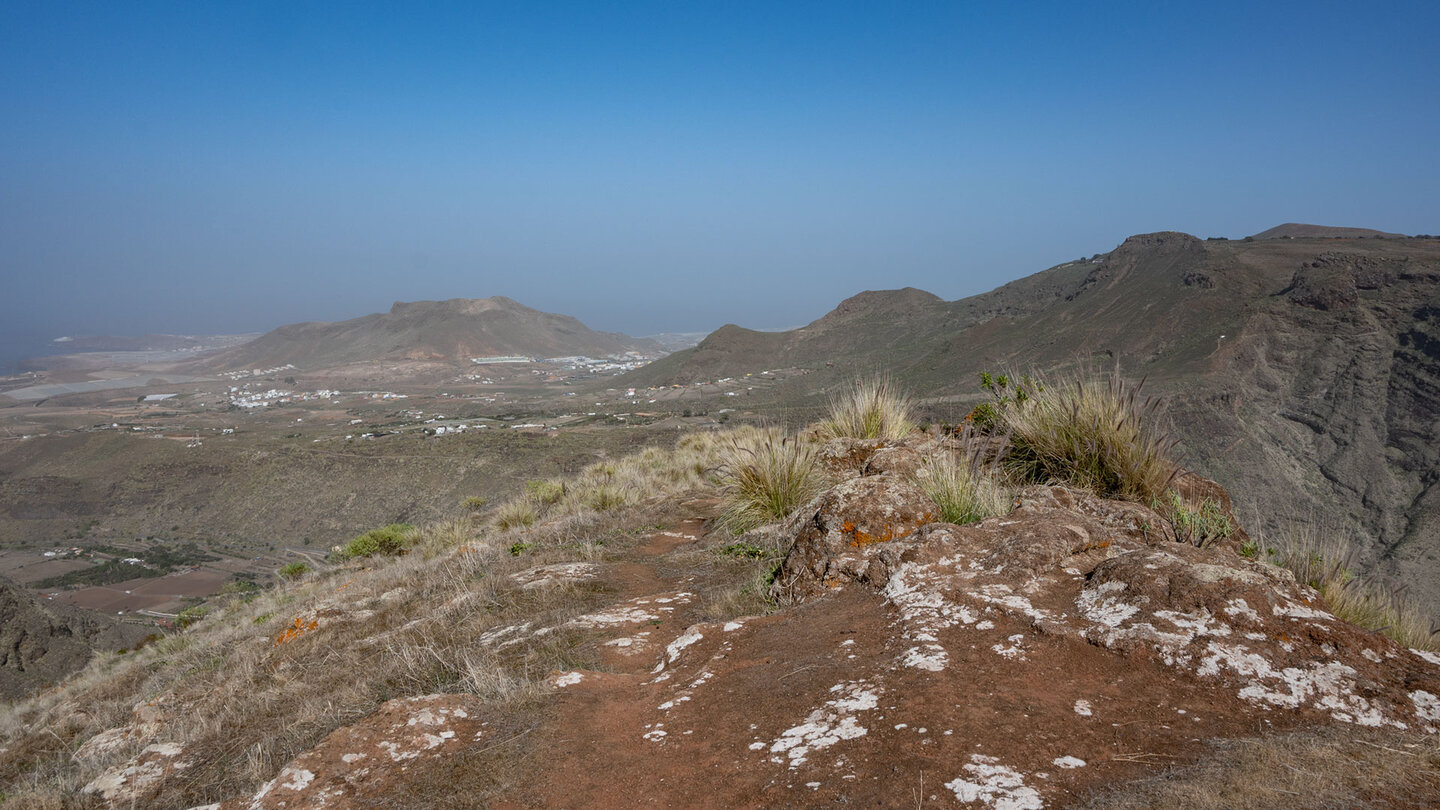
[620,231,1440,617]
[202,296,660,371]
[4,418,1439,808]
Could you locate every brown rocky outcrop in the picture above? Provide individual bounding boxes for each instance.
[767,474,937,599]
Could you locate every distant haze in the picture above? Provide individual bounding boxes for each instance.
[2,3,1437,346]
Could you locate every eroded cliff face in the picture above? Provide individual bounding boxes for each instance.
[0,577,149,701]
[1163,246,1440,616]
[70,448,1440,809]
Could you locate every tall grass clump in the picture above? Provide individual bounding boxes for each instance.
[717,429,827,534]
[996,372,1177,502]
[816,377,916,441]
[913,450,1012,526]
[493,499,538,531]
[1266,524,1438,651]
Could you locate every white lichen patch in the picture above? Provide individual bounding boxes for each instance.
[665,627,704,663]
[944,755,1043,810]
[1197,642,1405,727]
[1272,600,1332,621]
[991,634,1027,660]
[1413,649,1440,667]
[1410,690,1440,725]
[82,743,192,803]
[1077,580,1140,627]
[1073,699,1093,717]
[569,606,662,628]
[509,562,599,590]
[1052,756,1086,769]
[767,681,880,768]
[724,620,745,632]
[1223,599,1261,623]
[551,671,584,688]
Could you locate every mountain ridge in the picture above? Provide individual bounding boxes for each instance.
[200,296,661,371]
[617,229,1440,616]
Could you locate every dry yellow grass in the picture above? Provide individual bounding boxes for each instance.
[1080,727,1440,809]
[0,430,736,810]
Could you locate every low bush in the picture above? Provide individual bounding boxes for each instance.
[461,495,489,512]
[1163,492,1233,547]
[277,561,309,580]
[717,429,827,534]
[816,378,916,441]
[332,523,417,561]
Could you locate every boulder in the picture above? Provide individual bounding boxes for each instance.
[770,475,937,600]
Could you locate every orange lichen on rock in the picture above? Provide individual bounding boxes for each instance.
[274,616,320,646]
[842,519,898,548]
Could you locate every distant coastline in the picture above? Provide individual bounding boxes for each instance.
[0,333,64,376]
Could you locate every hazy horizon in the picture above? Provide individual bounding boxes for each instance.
[3,2,1437,347]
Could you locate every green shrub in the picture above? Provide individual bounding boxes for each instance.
[720,542,771,559]
[508,541,533,556]
[1163,492,1233,547]
[461,495,489,512]
[995,372,1177,502]
[718,430,827,534]
[278,561,310,580]
[332,523,417,561]
[913,451,1011,526]
[176,605,208,629]
[816,378,915,440]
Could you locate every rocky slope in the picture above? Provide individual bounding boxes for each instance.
[620,232,1440,617]
[49,437,1440,809]
[201,296,660,371]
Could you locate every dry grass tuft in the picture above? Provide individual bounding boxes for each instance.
[912,440,1012,526]
[493,499,539,530]
[816,377,916,441]
[716,428,828,535]
[1080,727,1440,809]
[1264,523,1438,651]
[999,372,1178,502]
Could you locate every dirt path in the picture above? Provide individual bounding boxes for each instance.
[485,514,1382,810]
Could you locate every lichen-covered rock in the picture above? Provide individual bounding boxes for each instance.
[221,694,484,809]
[814,438,891,479]
[82,742,191,806]
[846,485,1440,730]
[860,444,922,478]
[770,475,937,600]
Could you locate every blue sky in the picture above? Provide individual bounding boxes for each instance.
[2,1,1437,343]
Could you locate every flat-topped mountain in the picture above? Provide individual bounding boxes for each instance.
[1252,222,1408,240]
[621,230,1440,616]
[202,297,661,371]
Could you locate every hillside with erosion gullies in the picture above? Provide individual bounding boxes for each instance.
[3,382,1440,808]
[620,229,1440,619]
[199,296,662,372]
